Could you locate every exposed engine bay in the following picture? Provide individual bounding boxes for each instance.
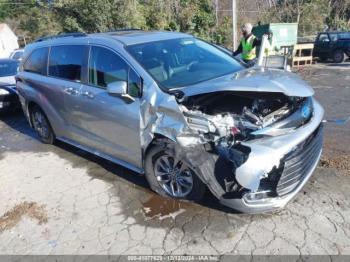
[174,91,316,202]
[180,91,311,145]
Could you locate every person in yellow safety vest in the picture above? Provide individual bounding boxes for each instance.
[233,23,261,66]
[264,29,279,57]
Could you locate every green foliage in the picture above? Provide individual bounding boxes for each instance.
[191,0,216,40]
[261,0,349,36]
[0,0,219,44]
[213,16,232,47]
[328,0,350,30]
[0,0,61,41]
[1,0,349,46]
[53,0,114,33]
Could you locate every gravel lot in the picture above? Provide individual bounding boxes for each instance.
[0,65,350,256]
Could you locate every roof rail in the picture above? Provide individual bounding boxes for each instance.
[35,32,87,43]
[105,28,143,33]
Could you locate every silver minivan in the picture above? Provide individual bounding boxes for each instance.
[17,31,324,213]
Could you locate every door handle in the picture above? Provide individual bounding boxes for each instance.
[81,91,94,99]
[64,87,79,95]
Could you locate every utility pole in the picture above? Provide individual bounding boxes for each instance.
[215,0,219,26]
[232,0,237,51]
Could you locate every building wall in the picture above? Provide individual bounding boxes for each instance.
[0,24,19,58]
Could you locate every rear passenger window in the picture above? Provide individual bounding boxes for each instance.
[88,46,128,89]
[49,45,85,81]
[23,47,48,75]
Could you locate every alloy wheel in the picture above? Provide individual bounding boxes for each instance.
[33,111,50,140]
[154,155,194,198]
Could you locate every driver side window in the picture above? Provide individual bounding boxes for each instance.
[319,34,330,43]
[88,46,142,97]
[89,46,128,89]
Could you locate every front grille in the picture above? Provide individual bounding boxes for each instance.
[276,125,323,196]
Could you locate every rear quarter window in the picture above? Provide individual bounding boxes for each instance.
[48,45,86,82]
[23,47,49,75]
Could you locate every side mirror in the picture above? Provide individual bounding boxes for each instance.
[107,81,127,96]
[107,81,135,103]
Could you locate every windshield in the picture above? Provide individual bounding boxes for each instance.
[0,61,19,77]
[126,38,242,89]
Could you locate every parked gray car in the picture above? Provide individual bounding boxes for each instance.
[16,31,324,213]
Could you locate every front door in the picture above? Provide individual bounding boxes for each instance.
[72,46,142,168]
[314,33,331,58]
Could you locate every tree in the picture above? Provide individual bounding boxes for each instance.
[0,0,60,42]
[53,0,115,33]
[328,0,350,30]
[260,0,349,36]
[213,16,232,47]
[111,0,146,29]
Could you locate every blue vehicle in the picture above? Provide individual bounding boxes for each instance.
[313,31,350,63]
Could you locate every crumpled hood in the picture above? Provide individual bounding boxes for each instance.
[175,67,314,98]
[0,76,16,86]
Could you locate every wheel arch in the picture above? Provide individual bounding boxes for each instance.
[334,48,345,53]
[27,101,55,136]
[345,46,350,57]
[333,48,345,61]
[142,133,176,168]
[27,101,41,127]
[143,133,207,201]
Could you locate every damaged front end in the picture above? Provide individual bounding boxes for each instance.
[173,90,324,213]
[139,66,324,213]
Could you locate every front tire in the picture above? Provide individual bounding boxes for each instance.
[30,106,55,144]
[333,50,345,63]
[145,139,206,202]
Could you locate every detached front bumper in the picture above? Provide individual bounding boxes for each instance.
[219,98,324,214]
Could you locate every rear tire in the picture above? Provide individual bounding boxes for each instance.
[333,50,345,63]
[30,106,55,144]
[145,139,206,202]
